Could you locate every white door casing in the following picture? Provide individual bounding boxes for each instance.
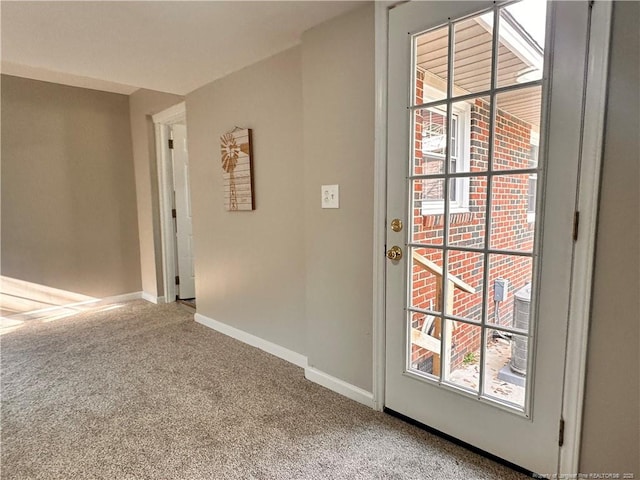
[171,124,196,300]
[152,102,193,303]
[384,1,598,475]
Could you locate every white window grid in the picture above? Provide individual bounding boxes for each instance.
[405,4,546,414]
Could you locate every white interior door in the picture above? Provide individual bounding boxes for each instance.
[171,124,196,300]
[385,1,591,474]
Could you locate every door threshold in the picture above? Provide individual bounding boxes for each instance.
[383,407,535,478]
[177,298,196,310]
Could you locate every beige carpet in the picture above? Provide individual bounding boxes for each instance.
[1,300,527,479]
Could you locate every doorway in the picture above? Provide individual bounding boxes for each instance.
[382,0,609,475]
[153,102,196,304]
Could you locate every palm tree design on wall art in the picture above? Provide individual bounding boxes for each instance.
[220,128,254,211]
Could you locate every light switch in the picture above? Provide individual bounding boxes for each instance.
[321,184,339,209]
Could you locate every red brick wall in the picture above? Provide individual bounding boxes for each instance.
[411,70,535,373]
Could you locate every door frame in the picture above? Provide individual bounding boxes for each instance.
[372,1,612,474]
[152,101,187,303]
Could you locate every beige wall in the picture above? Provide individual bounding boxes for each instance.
[580,1,640,475]
[302,4,375,391]
[186,47,306,354]
[1,75,141,298]
[129,89,183,298]
[182,3,375,386]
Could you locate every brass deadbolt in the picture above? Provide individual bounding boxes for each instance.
[390,219,403,232]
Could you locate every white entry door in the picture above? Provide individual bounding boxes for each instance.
[385,1,592,474]
[171,124,196,300]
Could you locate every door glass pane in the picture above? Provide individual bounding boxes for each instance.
[446,320,481,393]
[458,96,489,174]
[483,329,528,408]
[414,107,448,176]
[411,180,444,245]
[422,176,446,206]
[496,0,547,88]
[448,176,486,249]
[409,313,442,378]
[493,86,542,171]
[446,250,484,323]
[486,253,533,330]
[490,174,536,253]
[414,25,449,103]
[410,247,443,311]
[453,13,493,94]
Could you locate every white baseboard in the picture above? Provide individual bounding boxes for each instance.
[193,313,375,409]
[141,292,166,304]
[304,366,375,408]
[194,313,308,368]
[106,291,144,304]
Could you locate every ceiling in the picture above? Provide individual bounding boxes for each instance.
[1,1,364,95]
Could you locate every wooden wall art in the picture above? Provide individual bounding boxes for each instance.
[220,127,254,211]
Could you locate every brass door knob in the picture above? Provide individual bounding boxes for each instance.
[386,246,403,261]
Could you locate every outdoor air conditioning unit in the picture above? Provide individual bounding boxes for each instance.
[497,282,532,387]
[510,283,531,376]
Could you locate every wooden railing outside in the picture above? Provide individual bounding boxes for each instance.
[411,251,476,377]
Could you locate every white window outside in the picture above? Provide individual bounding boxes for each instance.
[420,95,471,215]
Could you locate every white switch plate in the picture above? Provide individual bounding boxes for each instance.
[321,184,339,209]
